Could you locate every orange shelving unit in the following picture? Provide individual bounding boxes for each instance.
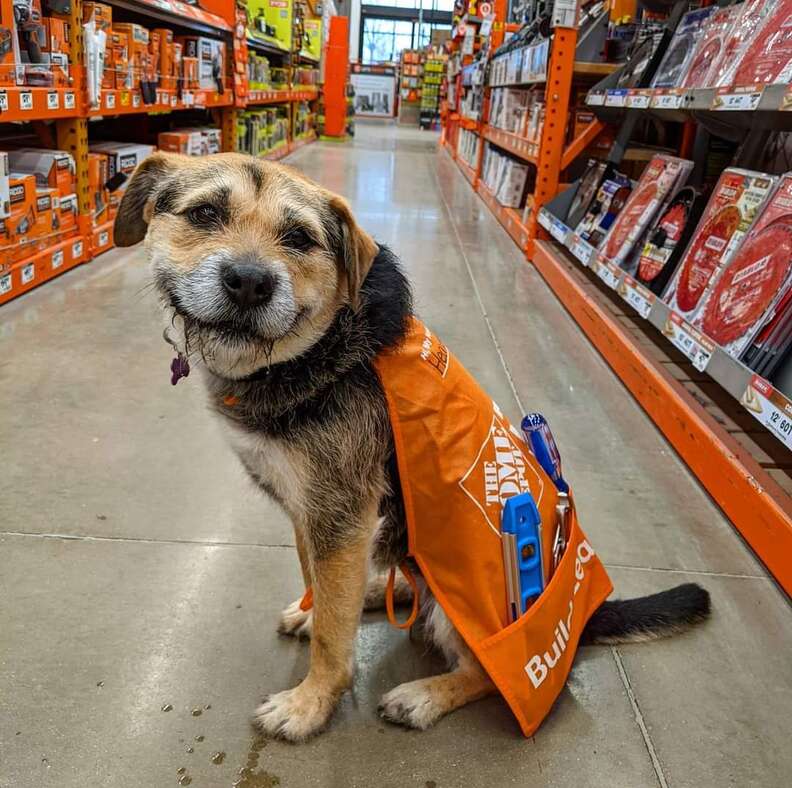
[1,0,327,306]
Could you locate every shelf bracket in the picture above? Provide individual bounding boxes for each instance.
[560,118,603,170]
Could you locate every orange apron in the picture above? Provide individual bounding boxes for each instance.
[372,318,613,736]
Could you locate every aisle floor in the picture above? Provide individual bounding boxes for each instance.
[2,122,791,788]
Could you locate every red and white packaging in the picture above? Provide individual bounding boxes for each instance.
[711,0,777,87]
[731,0,792,87]
[691,175,792,358]
[663,169,777,320]
[681,6,741,89]
[600,155,693,269]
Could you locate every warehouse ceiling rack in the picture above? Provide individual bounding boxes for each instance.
[448,0,792,596]
[441,0,617,251]
[0,0,324,307]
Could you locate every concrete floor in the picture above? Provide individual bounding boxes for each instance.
[1,122,790,788]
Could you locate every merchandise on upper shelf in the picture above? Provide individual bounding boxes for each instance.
[81,3,228,109]
[247,0,293,52]
[601,155,693,271]
[237,107,290,157]
[158,128,222,156]
[663,169,777,321]
[691,174,792,360]
[481,144,532,210]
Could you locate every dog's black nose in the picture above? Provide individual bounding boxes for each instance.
[221,264,275,309]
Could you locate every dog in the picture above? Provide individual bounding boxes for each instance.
[114,152,711,741]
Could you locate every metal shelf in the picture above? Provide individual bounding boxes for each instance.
[246,35,291,58]
[536,206,792,450]
[482,125,538,164]
[106,0,232,37]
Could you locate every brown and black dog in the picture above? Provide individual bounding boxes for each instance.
[114,152,710,741]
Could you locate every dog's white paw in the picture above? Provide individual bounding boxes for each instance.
[378,679,443,730]
[254,684,336,742]
[277,599,313,639]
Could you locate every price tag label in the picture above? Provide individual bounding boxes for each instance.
[741,375,792,449]
[569,234,593,267]
[605,89,628,108]
[72,240,83,259]
[538,209,551,232]
[99,231,109,247]
[594,257,621,290]
[587,91,605,106]
[52,249,64,269]
[548,215,568,244]
[627,90,651,109]
[132,94,141,108]
[651,90,685,110]
[47,91,59,110]
[620,275,654,319]
[105,93,116,109]
[171,94,178,107]
[712,87,762,111]
[664,312,715,371]
[64,92,75,109]
[183,91,194,106]
[19,92,33,111]
[0,90,8,111]
[0,273,10,294]
[21,264,35,284]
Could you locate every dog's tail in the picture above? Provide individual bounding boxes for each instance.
[580,583,711,645]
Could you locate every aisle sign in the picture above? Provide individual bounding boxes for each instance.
[741,375,792,449]
[663,312,715,371]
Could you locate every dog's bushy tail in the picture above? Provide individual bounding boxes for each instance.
[580,583,711,645]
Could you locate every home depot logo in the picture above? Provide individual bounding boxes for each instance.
[418,323,449,378]
[459,403,545,536]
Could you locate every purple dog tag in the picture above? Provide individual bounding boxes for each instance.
[170,354,190,385]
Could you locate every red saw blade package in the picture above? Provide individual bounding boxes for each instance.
[731,0,792,87]
[692,175,792,359]
[710,0,779,87]
[681,5,740,89]
[600,154,692,269]
[664,169,777,320]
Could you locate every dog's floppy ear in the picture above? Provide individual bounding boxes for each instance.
[113,152,177,247]
[327,195,378,310]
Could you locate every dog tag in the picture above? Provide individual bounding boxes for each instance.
[170,354,190,385]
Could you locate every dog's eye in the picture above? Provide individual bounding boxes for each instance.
[187,203,221,227]
[281,228,315,252]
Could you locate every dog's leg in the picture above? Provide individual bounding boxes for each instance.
[379,598,496,729]
[278,527,314,639]
[255,524,373,741]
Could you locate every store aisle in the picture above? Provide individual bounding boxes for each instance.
[2,122,790,788]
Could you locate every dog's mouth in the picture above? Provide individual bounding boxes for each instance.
[164,289,309,347]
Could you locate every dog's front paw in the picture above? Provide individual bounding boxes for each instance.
[277,599,313,639]
[378,679,443,730]
[254,684,336,742]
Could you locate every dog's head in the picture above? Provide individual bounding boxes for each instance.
[114,152,377,378]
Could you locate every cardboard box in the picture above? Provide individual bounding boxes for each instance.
[43,17,70,54]
[177,36,225,91]
[8,149,75,195]
[0,152,9,219]
[83,2,112,32]
[88,142,154,181]
[59,193,78,232]
[158,129,204,156]
[181,56,199,89]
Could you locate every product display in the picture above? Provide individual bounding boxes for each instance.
[634,186,706,296]
[0,0,323,306]
[664,169,776,321]
[442,0,792,608]
[575,174,632,248]
[691,175,792,358]
[601,155,692,269]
